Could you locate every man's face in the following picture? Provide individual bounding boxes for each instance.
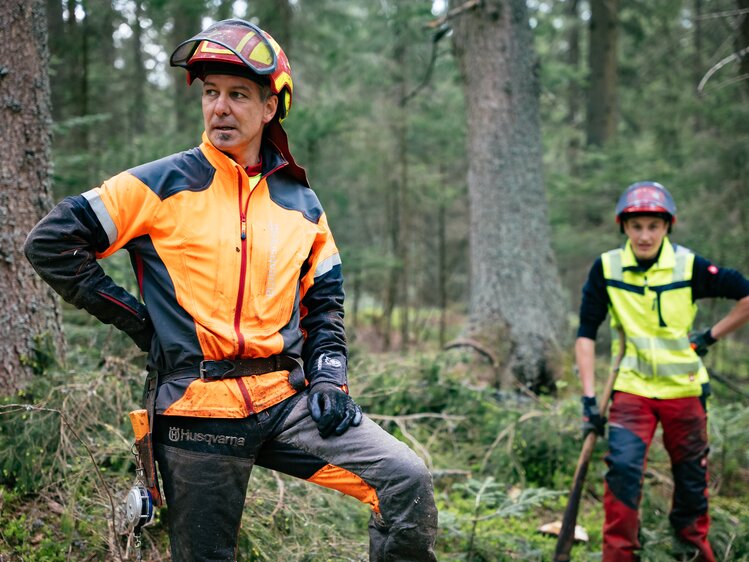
[202,74,278,167]
[622,215,670,260]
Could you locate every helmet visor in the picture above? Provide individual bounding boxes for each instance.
[170,19,277,75]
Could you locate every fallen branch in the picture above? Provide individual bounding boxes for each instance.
[697,46,749,94]
[368,412,465,423]
[709,370,749,400]
[269,471,286,519]
[479,411,545,476]
[368,412,464,469]
[444,337,498,367]
[426,0,481,29]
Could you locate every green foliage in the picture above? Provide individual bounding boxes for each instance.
[1,344,748,560]
[19,332,59,376]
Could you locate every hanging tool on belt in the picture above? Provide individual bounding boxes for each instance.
[123,408,162,560]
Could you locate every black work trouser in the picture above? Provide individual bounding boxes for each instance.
[153,391,438,562]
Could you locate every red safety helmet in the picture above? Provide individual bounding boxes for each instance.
[170,19,293,122]
[615,181,677,227]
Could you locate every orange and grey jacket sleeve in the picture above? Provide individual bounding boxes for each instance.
[300,252,347,388]
[23,194,154,351]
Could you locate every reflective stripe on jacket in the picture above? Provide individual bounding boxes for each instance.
[24,133,347,417]
[602,238,708,399]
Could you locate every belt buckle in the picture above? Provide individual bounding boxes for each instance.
[199,359,235,381]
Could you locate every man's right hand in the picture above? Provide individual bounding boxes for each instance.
[581,395,606,438]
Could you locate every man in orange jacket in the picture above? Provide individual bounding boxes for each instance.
[25,19,437,562]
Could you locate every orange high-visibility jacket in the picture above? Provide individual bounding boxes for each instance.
[25,134,347,418]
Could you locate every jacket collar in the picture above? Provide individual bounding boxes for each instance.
[199,130,309,187]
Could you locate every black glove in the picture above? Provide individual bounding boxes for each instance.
[689,328,716,357]
[581,396,606,438]
[307,382,363,438]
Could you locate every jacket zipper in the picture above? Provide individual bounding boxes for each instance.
[233,168,256,414]
[231,161,289,415]
[234,167,249,358]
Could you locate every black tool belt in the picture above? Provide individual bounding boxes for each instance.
[157,355,307,390]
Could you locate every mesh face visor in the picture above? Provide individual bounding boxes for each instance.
[170,19,277,76]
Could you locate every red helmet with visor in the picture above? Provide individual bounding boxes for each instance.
[170,19,293,122]
[615,181,677,225]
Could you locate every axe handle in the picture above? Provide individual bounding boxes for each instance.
[553,330,625,561]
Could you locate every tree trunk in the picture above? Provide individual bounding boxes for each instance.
[171,3,203,137]
[565,0,581,126]
[396,30,410,352]
[46,0,65,121]
[130,0,146,136]
[565,0,582,172]
[586,0,619,146]
[255,0,293,53]
[450,0,566,392]
[381,15,409,351]
[216,0,233,21]
[438,169,448,349]
[0,0,63,393]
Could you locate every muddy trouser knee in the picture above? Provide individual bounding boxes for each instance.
[661,394,715,562]
[153,396,301,562]
[255,393,439,562]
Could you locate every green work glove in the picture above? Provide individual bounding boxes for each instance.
[581,395,606,439]
[307,382,363,438]
[690,328,716,357]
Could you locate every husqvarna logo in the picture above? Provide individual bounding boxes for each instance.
[168,427,246,447]
[169,427,180,442]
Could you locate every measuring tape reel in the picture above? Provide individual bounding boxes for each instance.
[124,485,155,532]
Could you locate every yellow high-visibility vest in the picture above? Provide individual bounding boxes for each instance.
[601,238,708,398]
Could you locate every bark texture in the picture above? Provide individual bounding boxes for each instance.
[0,0,63,393]
[450,0,566,391]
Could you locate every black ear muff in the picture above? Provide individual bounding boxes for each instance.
[277,90,291,122]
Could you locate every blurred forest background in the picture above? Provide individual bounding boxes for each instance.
[1,0,749,560]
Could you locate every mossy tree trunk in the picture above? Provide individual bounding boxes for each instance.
[450,0,566,392]
[0,0,63,393]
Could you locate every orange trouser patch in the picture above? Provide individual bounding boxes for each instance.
[308,463,380,513]
[163,371,300,418]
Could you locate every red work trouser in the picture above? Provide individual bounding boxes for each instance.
[602,391,715,562]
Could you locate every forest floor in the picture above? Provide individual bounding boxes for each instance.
[1,315,749,561]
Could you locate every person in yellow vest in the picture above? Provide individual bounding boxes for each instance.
[24,18,438,562]
[575,181,749,562]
